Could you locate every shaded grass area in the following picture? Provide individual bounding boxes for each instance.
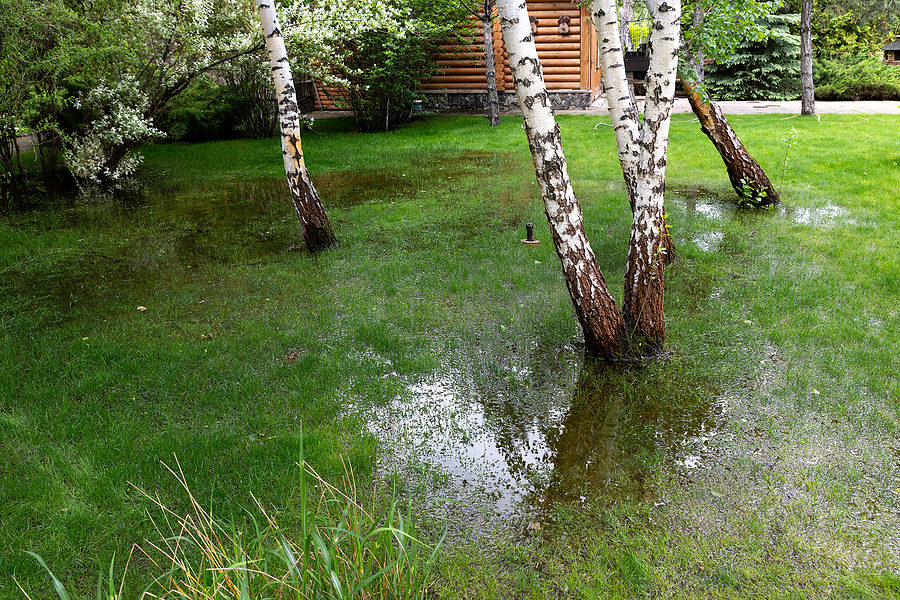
[2,112,899,598]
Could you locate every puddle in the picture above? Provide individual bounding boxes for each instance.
[358,351,725,530]
[786,203,853,228]
[0,177,297,328]
[669,185,736,222]
[314,152,527,209]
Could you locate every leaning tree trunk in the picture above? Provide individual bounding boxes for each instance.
[680,75,780,206]
[800,0,815,116]
[593,0,680,354]
[255,1,336,252]
[482,0,501,126]
[496,0,625,359]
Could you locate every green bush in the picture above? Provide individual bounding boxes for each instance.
[155,76,241,142]
[341,30,436,133]
[705,14,801,101]
[814,54,900,100]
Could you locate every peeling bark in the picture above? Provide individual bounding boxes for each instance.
[255,1,336,252]
[681,76,780,207]
[497,0,625,359]
[593,0,680,354]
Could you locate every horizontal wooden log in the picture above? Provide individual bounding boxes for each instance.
[546,82,584,90]
[543,74,581,82]
[527,9,580,19]
[534,58,582,66]
[534,35,583,44]
[526,1,586,9]
[438,60,487,68]
[437,45,485,53]
[431,75,490,83]
[532,42,580,51]
[542,66,581,74]
[533,50,581,59]
[420,83,489,90]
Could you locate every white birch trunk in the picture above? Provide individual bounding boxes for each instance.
[592,0,641,199]
[496,0,624,358]
[255,1,336,252]
[593,0,681,352]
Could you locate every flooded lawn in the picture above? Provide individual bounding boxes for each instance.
[4,114,900,598]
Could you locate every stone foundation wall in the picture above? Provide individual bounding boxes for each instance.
[421,90,592,112]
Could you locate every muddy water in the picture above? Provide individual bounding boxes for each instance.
[0,178,296,328]
[361,349,725,530]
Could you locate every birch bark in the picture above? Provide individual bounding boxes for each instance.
[496,0,625,358]
[255,1,337,252]
[593,0,680,353]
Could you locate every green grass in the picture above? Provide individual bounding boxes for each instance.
[2,111,900,599]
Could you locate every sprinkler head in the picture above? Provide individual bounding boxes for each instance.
[522,222,540,245]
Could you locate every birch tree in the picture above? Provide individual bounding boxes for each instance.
[255,1,336,252]
[593,0,681,351]
[679,0,782,206]
[496,0,625,358]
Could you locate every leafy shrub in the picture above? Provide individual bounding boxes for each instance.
[814,54,900,100]
[220,54,279,139]
[341,30,439,132]
[155,76,241,142]
[64,75,165,182]
[705,14,801,101]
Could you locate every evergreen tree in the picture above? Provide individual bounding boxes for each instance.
[706,14,801,101]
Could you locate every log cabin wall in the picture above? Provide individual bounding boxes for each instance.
[311,1,600,110]
[423,13,508,91]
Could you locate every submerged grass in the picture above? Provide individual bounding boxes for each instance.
[2,111,900,598]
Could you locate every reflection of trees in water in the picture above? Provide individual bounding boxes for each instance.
[467,348,724,519]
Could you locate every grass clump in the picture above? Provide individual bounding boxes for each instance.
[20,435,442,600]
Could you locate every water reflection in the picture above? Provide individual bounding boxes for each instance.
[364,351,724,528]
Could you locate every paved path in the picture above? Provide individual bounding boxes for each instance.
[569,98,900,115]
[310,99,898,120]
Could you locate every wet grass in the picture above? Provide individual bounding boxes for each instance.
[2,112,900,598]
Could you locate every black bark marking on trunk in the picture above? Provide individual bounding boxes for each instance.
[523,90,550,110]
[517,56,542,76]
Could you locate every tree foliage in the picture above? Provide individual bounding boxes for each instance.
[705,13,801,101]
[282,0,470,132]
[811,0,895,58]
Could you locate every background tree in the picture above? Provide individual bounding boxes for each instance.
[800,0,816,114]
[705,12,801,100]
[808,0,900,101]
[455,0,502,126]
[314,0,468,132]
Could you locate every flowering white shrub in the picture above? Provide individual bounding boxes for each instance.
[65,76,165,182]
